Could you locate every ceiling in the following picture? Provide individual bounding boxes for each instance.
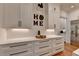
[60,3,79,13]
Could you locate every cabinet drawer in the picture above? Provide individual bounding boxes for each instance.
[0,47,9,56]
[53,41,64,47]
[35,47,51,56]
[53,38,64,43]
[7,46,33,55]
[35,40,50,46]
[9,51,33,56]
[8,42,33,48]
[35,45,50,52]
[53,45,64,54]
[5,42,33,55]
[39,51,50,56]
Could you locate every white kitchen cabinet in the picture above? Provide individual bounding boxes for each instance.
[2,4,19,28]
[50,37,64,55]
[0,46,9,56]
[2,3,33,28]
[0,41,34,56]
[47,4,60,29]
[53,45,64,54]
[20,4,33,28]
[8,43,33,56]
[0,4,3,27]
[34,39,52,56]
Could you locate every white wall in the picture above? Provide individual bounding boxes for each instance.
[60,10,67,42]
[59,10,71,44]
[66,15,71,43]
[66,9,79,44]
[69,9,79,20]
[63,9,79,44]
[60,11,67,29]
[48,4,54,29]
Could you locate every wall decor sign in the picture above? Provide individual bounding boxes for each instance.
[33,14,44,26]
[33,3,44,27]
[38,3,43,8]
[34,14,44,20]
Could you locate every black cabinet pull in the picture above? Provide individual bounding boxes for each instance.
[10,50,28,56]
[56,48,62,51]
[56,42,62,45]
[39,40,49,43]
[18,20,22,27]
[40,52,49,56]
[10,43,28,48]
[56,38,61,40]
[39,46,49,49]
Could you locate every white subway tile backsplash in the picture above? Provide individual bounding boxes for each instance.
[7,29,34,39]
[0,28,7,40]
[6,29,55,39]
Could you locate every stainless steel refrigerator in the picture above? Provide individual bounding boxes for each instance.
[71,20,79,47]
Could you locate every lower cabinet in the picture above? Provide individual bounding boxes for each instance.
[53,45,64,54]
[34,39,52,56]
[50,38,64,55]
[0,42,34,56]
[0,37,64,56]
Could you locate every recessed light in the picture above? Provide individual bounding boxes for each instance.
[71,5,75,8]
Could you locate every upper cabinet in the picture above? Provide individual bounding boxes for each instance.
[0,4,3,27]
[3,4,19,28]
[20,4,32,28]
[2,3,33,29]
[47,4,60,29]
[1,3,48,29]
[0,3,60,30]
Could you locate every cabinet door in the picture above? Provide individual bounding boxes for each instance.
[53,4,60,25]
[0,46,9,56]
[48,4,60,29]
[53,4,60,34]
[48,4,54,29]
[0,4,3,27]
[20,3,32,29]
[3,4,19,28]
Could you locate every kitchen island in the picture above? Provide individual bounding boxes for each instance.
[0,35,64,56]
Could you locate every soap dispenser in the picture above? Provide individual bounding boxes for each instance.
[35,30,41,38]
[37,30,40,35]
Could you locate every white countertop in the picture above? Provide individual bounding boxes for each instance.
[73,49,79,55]
[0,35,63,45]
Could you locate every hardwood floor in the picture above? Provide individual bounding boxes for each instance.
[54,43,79,56]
